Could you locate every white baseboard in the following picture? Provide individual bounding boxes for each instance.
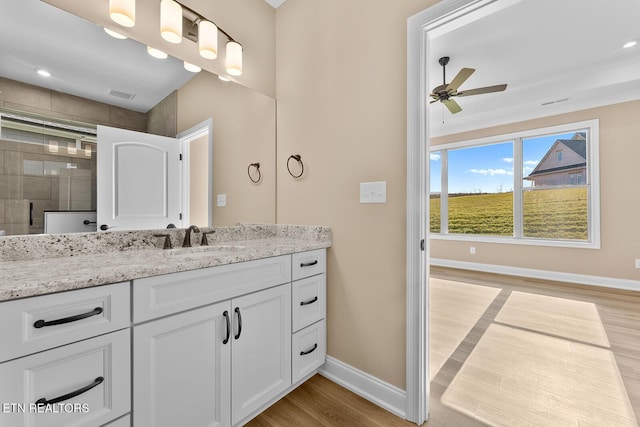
[431,258,640,291]
[318,356,407,419]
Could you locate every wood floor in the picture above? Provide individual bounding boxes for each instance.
[248,267,640,426]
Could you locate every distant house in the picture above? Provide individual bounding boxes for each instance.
[524,133,586,186]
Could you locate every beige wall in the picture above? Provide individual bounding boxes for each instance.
[46,0,276,97]
[177,72,276,226]
[276,0,438,389]
[189,134,209,227]
[431,99,640,281]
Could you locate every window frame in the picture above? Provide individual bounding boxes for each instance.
[430,120,600,249]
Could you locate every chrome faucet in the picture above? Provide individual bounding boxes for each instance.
[182,225,201,247]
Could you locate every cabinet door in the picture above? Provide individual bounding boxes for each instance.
[133,302,231,427]
[231,284,291,424]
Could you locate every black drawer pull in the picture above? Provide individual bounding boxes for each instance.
[234,307,242,340]
[34,307,103,329]
[223,311,230,344]
[83,220,97,225]
[300,260,318,268]
[300,343,318,356]
[300,296,319,306]
[35,376,104,406]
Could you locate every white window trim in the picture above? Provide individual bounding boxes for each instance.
[430,119,600,249]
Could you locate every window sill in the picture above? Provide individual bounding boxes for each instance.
[429,233,600,249]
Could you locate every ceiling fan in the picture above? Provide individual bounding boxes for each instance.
[430,56,507,114]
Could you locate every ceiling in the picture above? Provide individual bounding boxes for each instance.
[0,0,196,113]
[428,0,640,137]
[3,0,637,125]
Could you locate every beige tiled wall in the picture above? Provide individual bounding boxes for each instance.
[0,140,96,235]
[0,77,148,236]
[147,91,178,137]
[0,77,148,131]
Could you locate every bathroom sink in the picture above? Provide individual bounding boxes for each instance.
[164,245,246,258]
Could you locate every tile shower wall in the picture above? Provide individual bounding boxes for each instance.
[0,139,96,235]
[0,76,152,236]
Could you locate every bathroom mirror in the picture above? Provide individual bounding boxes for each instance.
[0,0,276,236]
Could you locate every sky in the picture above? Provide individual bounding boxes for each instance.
[430,131,579,194]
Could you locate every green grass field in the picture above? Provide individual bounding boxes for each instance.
[430,187,588,240]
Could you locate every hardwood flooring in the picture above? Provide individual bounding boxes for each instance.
[248,267,640,426]
[246,374,415,427]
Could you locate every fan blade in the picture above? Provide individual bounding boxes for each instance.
[446,68,475,92]
[443,98,462,114]
[457,84,507,97]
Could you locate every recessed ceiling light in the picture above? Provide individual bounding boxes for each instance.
[147,46,168,59]
[218,75,231,82]
[36,69,51,77]
[623,40,637,48]
[184,62,201,73]
[104,28,127,39]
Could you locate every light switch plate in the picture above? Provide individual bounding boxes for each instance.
[360,181,386,204]
[217,194,227,207]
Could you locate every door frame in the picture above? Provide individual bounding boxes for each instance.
[406,0,495,423]
[178,119,214,227]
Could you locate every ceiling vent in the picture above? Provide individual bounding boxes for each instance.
[109,89,136,100]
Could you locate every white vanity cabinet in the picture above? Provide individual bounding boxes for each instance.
[0,282,131,427]
[132,254,295,427]
[0,247,327,427]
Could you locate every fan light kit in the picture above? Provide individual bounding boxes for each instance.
[109,0,243,76]
[430,56,507,114]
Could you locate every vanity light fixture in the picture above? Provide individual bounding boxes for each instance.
[104,28,128,39]
[36,69,51,77]
[161,0,183,44]
[84,146,92,157]
[147,46,168,59]
[109,0,135,27]
[199,20,218,59]
[226,41,243,76]
[106,0,243,75]
[623,40,637,48]
[184,61,201,73]
[67,142,77,155]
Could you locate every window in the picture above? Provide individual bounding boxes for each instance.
[429,120,599,248]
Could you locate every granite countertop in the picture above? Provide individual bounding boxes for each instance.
[0,225,331,302]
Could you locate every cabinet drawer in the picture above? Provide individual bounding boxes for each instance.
[133,255,291,323]
[292,249,326,281]
[0,282,130,363]
[292,320,326,384]
[0,329,131,427]
[292,274,326,333]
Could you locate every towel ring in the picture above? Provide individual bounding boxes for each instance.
[287,154,304,178]
[247,162,261,183]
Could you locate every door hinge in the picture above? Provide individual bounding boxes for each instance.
[179,213,183,220]
[179,153,183,161]
[420,239,425,251]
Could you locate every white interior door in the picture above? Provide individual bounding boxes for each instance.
[97,126,182,231]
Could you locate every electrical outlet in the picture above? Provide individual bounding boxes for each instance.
[470,247,476,255]
[635,259,640,269]
[217,194,227,207]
